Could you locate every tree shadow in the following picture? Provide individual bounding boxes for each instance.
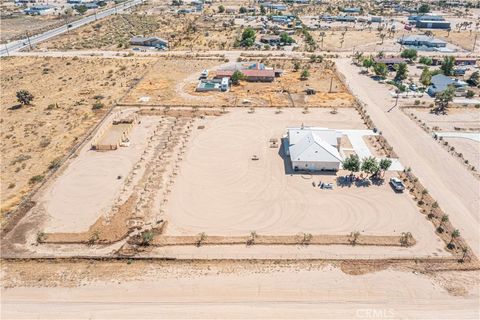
[8,104,22,110]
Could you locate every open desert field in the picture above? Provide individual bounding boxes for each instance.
[123,58,354,107]
[0,15,66,44]
[2,107,450,260]
[0,56,154,226]
[1,259,479,319]
[405,107,480,172]
[35,11,240,52]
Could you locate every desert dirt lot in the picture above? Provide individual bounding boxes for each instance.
[405,107,480,171]
[1,260,479,319]
[161,108,445,255]
[2,107,449,259]
[406,107,480,132]
[0,56,154,225]
[0,15,65,43]
[35,11,240,52]
[122,58,354,107]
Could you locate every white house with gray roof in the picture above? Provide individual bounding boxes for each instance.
[285,126,343,172]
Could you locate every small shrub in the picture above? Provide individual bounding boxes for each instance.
[92,101,104,110]
[141,230,154,246]
[29,175,44,184]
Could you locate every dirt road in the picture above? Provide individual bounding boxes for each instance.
[335,59,480,257]
[2,267,478,319]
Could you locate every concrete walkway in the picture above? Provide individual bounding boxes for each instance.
[434,131,480,142]
[341,129,404,171]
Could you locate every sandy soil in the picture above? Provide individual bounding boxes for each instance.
[0,56,153,224]
[0,15,65,43]
[124,59,353,107]
[1,260,479,319]
[443,137,480,170]
[406,108,480,132]
[160,108,444,256]
[336,59,480,258]
[34,115,160,233]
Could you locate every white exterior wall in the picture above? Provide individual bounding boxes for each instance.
[291,160,340,171]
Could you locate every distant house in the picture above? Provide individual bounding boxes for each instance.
[408,15,445,22]
[415,20,451,29]
[260,35,281,45]
[342,7,361,13]
[130,36,168,49]
[264,3,287,11]
[427,74,468,96]
[431,57,478,66]
[336,15,357,22]
[285,126,343,172]
[370,16,383,23]
[398,35,447,48]
[214,62,282,82]
[24,5,54,15]
[196,78,229,92]
[215,69,276,82]
[373,57,407,69]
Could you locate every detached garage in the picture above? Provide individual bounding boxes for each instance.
[285,126,343,172]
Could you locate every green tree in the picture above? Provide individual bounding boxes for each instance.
[218,5,225,13]
[419,56,433,65]
[300,69,310,80]
[362,57,374,72]
[379,158,392,176]
[16,90,34,105]
[394,62,408,82]
[241,27,256,47]
[400,48,417,62]
[448,229,460,248]
[260,5,266,15]
[420,67,432,86]
[467,71,479,87]
[141,230,154,246]
[231,70,245,85]
[418,3,430,14]
[74,5,87,15]
[440,56,455,76]
[239,6,247,14]
[373,63,388,78]
[432,85,455,114]
[342,154,361,175]
[361,156,379,177]
[280,32,294,44]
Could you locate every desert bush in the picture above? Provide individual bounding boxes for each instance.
[29,175,44,184]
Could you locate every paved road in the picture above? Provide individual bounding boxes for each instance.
[0,0,144,56]
[336,58,480,257]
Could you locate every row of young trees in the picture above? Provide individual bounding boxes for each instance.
[342,154,392,178]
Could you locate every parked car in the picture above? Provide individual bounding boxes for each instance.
[389,177,405,192]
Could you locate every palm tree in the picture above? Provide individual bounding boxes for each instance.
[448,229,460,248]
[349,231,360,246]
[438,214,449,232]
[400,232,413,246]
[196,232,207,247]
[247,231,257,245]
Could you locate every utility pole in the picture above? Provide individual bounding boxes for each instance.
[25,31,32,50]
[474,33,478,53]
[4,44,9,57]
[329,77,333,93]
